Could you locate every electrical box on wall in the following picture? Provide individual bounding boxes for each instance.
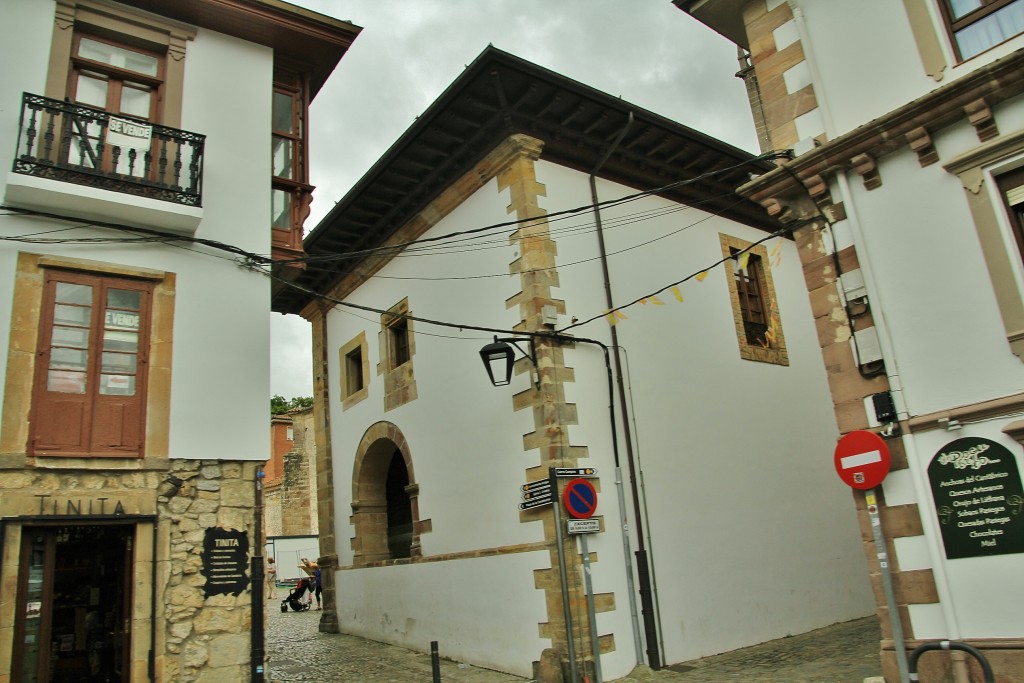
[852,326,883,365]
[840,268,867,303]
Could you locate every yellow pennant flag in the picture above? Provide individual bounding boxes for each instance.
[737,251,750,271]
[695,271,708,282]
[640,296,665,306]
[604,309,627,326]
[671,286,684,302]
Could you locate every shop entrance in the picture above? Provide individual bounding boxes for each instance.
[13,524,134,683]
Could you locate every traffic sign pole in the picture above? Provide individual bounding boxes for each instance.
[549,467,579,683]
[866,489,910,683]
[577,532,602,683]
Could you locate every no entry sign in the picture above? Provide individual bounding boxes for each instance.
[834,430,891,490]
[563,478,598,519]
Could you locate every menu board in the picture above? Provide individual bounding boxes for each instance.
[928,437,1024,560]
[202,527,249,597]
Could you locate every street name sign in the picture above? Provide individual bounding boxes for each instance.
[554,467,597,478]
[521,480,551,492]
[518,495,553,510]
[834,430,891,490]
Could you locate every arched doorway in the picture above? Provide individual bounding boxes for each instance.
[351,422,421,564]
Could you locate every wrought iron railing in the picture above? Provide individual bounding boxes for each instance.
[11,93,205,207]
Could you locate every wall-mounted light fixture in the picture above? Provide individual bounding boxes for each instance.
[478,336,536,387]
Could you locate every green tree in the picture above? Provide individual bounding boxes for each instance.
[271,395,313,415]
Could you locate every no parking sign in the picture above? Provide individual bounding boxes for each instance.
[562,478,598,519]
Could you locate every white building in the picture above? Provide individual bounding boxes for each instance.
[677,1,1024,681]
[273,46,873,681]
[0,1,357,680]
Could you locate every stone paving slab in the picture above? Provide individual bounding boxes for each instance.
[265,598,881,683]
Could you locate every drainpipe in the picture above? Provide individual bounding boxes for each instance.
[251,468,266,682]
[787,3,967,681]
[587,111,661,670]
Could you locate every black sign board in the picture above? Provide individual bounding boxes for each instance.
[202,527,249,597]
[928,437,1024,560]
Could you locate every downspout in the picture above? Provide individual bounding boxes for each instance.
[787,3,967,681]
[587,111,662,670]
[149,517,157,683]
[251,468,266,682]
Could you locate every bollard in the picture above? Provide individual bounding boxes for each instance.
[431,640,442,683]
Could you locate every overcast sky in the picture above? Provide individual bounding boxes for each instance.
[269,0,757,399]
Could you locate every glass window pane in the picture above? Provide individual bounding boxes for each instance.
[107,289,141,311]
[51,325,90,349]
[273,92,294,132]
[48,370,86,394]
[956,2,1024,58]
[53,304,90,327]
[120,84,152,119]
[55,283,92,306]
[949,0,983,19]
[74,71,108,108]
[19,533,47,682]
[103,330,138,353]
[101,352,137,374]
[273,136,294,178]
[78,37,158,77]
[272,189,292,229]
[100,374,135,396]
[50,347,88,371]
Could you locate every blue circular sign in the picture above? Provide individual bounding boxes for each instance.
[563,478,598,519]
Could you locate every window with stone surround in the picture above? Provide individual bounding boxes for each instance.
[945,136,1024,360]
[719,234,789,366]
[1,253,175,460]
[45,1,194,128]
[939,0,1024,60]
[339,332,369,410]
[378,299,417,411]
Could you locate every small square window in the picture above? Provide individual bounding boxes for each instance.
[389,318,410,367]
[345,347,364,396]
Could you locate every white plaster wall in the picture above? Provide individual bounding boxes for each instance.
[0,3,274,460]
[337,554,549,678]
[536,161,874,663]
[323,153,874,676]
[795,1,1024,138]
[836,141,1024,416]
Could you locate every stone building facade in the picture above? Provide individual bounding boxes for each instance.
[0,1,358,681]
[264,408,319,540]
[677,2,1024,681]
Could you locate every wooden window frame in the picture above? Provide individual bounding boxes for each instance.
[31,269,153,458]
[1,253,175,462]
[719,234,789,366]
[938,0,1024,61]
[271,65,314,253]
[46,1,195,129]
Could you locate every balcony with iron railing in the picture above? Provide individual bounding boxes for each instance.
[5,92,206,233]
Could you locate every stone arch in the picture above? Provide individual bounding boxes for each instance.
[350,421,423,564]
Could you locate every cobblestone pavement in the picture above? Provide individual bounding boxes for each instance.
[265,598,881,683]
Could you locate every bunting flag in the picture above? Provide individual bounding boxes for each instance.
[695,270,709,282]
[737,251,750,271]
[604,309,628,326]
[640,296,665,306]
[671,286,684,302]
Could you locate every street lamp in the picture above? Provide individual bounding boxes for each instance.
[478,336,536,386]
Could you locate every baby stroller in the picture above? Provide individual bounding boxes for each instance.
[280,577,312,612]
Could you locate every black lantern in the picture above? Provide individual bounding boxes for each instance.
[479,336,536,387]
